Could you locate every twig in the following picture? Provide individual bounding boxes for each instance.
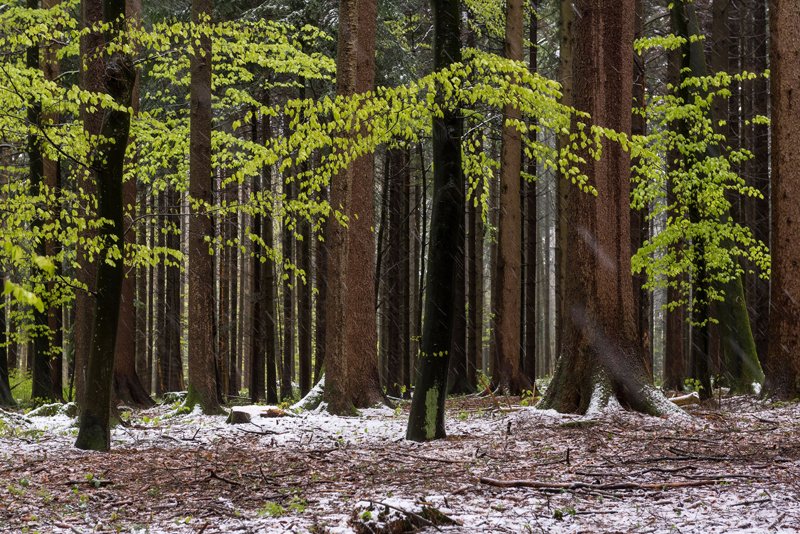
[732,497,771,506]
[205,469,241,486]
[479,477,725,492]
[365,500,442,532]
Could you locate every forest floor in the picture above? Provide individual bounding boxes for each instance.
[0,393,798,533]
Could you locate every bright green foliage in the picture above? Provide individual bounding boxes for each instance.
[630,36,770,322]
[0,3,599,346]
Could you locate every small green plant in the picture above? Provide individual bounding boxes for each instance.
[683,378,704,393]
[553,506,576,521]
[287,495,308,513]
[360,510,372,521]
[258,501,286,517]
[520,388,537,407]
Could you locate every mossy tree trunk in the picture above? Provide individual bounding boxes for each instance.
[672,0,764,394]
[406,0,463,441]
[762,0,800,400]
[540,0,678,417]
[74,0,136,451]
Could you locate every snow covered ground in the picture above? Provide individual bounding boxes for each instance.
[1,395,799,533]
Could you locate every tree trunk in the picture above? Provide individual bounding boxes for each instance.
[74,0,135,450]
[554,0,574,374]
[186,0,222,414]
[630,0,651,378]
[406,0,463,441]
[324,0,384,414]
[540,0,678,417]
[314,184,328,384]
[522,2,538,386]
[28,0,55,403]
[762,0,799,399]
[280,173,295,401]
[495,0,530,395]
[0,272,14,406]
[386,148,405,397]
[113,0,151,408]
[250,112,266,403]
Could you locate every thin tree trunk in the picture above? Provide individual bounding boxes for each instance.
[281,172,295,401]
[523,1,538,385]
[0,272,14,406]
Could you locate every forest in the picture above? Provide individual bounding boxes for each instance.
[0,0,798,531]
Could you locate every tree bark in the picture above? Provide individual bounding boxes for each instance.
[540,0,676,416]
[495,0,530,395]
[406,0,463,441]
[186,0,222,414]
[762,0,799,399]
[74,0,136,450]
[0,272,14,406]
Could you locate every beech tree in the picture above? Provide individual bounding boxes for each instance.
[406,0,464,441]
[762,0,799,400]
[74,0,136,451]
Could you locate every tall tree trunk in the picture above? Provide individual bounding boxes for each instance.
[324,0,384,414]
[540,0,676,416]
[314,184,328,384]
[554,0,574,372]
[298,154,313,397]
[280,173,294,401]
[0,272,14,406]
[495,0,530,395]
[746,0,770,365]
[250,112,266,403]
[630,0,651,378]
[386,148,404,397]
[162,190,183,392]
[113,0,151,407]
[74,0,135,450]
[406,0,463,441]
[522,1,538,385]
[346,0,383,409]
[186,0,222,414]
[762,0,799,399]
[676,0,764,393]
[28,0,55,403]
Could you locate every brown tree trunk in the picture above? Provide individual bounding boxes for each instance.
[541,0,675,416]
[762,0,799,399]
[280,173,295,401]
[495,0,530,395]
[186,0,222,414]
[324,0,384,414]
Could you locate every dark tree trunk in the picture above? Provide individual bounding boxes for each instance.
[386,148,404,397]
[114,0,151,407]
[74,0,135,450]
[406,0,463,441]
[762,0,799,400]
[298,156,313,397]
[27,0,55,403]
[281,173,295,401]
[0,272,14,406]
[314,184,328,384]
[250,112,266,403]
[162,189,183,393]
[630,0,651,378]
[522,2,538,385]
[541,0,674,416]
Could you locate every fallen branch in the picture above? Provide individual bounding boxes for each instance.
[479,477,725,492]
